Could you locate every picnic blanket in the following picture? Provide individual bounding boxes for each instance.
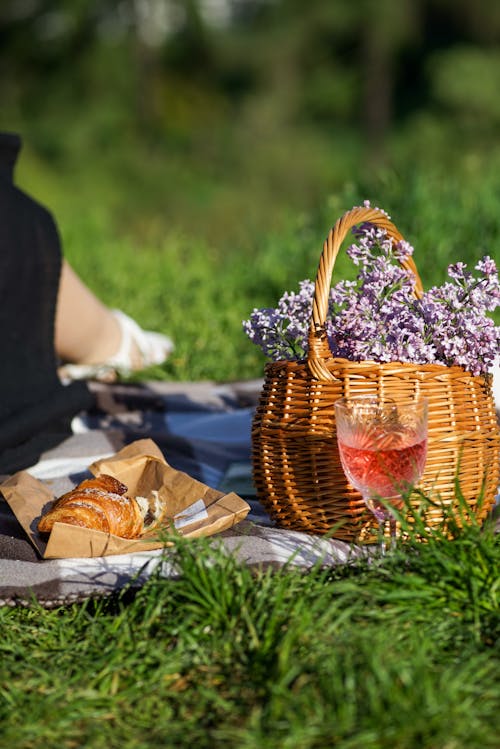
[0,379,379,607]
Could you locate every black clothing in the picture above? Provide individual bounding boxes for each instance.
[0,133,92,474]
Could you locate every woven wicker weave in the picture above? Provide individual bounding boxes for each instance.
[252,205,500,542]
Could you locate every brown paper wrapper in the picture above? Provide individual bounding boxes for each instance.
[0,438,250,559]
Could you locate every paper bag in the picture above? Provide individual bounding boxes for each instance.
[0,438,250,559]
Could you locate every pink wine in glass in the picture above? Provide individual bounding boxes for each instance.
[334,396,428,547]
[338,435,428,512]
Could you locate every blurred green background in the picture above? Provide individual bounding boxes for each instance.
[2,0,500,381]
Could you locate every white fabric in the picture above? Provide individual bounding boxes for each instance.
[110,309,174,373]
[28,453,114,480]
[60,310,174,382]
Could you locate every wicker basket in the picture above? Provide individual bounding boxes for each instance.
[251,205,500,542]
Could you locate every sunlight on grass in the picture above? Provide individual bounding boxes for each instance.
[1,522,499,748]
[15,146,497,384]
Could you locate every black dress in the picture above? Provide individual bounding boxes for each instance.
[0,132,93,474]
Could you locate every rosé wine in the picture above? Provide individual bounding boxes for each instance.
[338,436,428,502]
[335,395,428,548]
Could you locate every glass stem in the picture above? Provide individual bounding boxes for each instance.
[377,520,387,556]
[389,516,397,549]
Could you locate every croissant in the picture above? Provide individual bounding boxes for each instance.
[37,474,154,539]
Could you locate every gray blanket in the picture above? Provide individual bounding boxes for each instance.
[0,380,376,607]
[1,379,497,608]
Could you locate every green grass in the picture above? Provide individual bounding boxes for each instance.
[14,141,500,383]
[1,521,499,748]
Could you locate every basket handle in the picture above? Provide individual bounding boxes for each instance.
[307,205,424,381]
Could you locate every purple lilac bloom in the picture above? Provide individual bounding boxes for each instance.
[243,218,500,376]
[242,279,315,361]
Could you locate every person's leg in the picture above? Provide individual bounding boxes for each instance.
[55,260,122,365]
[55,261,173,380]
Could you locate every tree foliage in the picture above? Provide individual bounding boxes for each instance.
[2,0,500,168]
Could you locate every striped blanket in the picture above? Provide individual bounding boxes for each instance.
[1,379,378,607]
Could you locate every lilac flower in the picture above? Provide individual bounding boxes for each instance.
[242,279,315,360]
[242,218,500,376]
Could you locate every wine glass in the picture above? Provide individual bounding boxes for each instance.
[334,395,428,552]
